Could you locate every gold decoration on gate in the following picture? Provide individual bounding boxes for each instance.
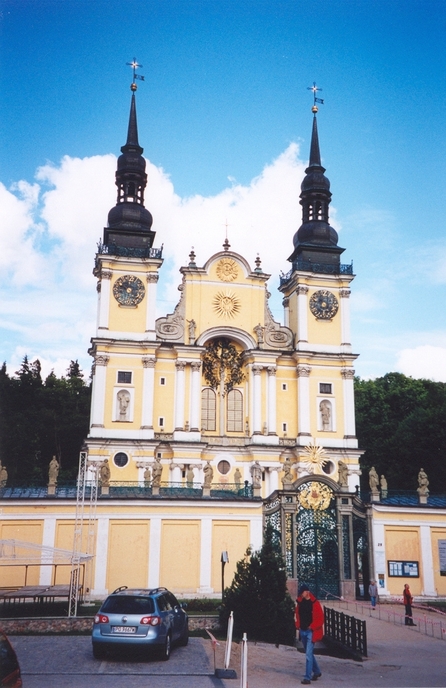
[299,481,332,511]
[216,258,239,282]
[213,290,241,319]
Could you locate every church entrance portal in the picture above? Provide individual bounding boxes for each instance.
[264,477,370,600]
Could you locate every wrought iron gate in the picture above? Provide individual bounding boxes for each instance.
[295,481,339,599]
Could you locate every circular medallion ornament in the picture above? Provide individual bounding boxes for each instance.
[299,481,333,510]
[113,275,145,306]
[216,258,239,282]
[309,290,339,319]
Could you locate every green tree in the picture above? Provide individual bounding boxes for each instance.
[355,373,446,491]
[220,523,295,645]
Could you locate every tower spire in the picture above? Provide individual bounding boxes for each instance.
[104,61,155,251]
[288,86,344,270]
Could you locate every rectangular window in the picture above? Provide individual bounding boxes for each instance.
[282,422,287,432]
[201,388,216,431]
[227,390,243,432]
[160,377,166,385]
[159,417,164,428]
[282,383,287,391]
[319,383,332,394]
[118,371,132,384]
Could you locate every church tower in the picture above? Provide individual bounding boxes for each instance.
[279,100,362,488]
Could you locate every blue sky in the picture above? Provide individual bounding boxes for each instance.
[1,0,446,381]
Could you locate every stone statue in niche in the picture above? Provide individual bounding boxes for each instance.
[0,461,8,488]
[250,461,262,488]
[234,467,242,489]
[186,465,194,487]
[100,459,110,487]
[48,456,60,486]
[152,457,163,487]
[369,466,379,492]
[319,399,332,431]
[117,389,130,421]
[144,466,151,487]
[253,323,264,347]
[338,460,349,488]
[188,319,196,344]
[281,456,294,485]
[203,461,214,488]
[417,468,429,496]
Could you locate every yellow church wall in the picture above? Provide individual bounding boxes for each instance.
[101,354,144,430]
[159,520,200,593]
[385,527,422,595]
[307,307,342,346]
[211,521,250,592]
[54,521,95,586]
[0,522,43,586]
[189,281,265,335]
[106,520,150,592]
[153,353,176,433]
[276,362,298,437]
[431,529,446,596]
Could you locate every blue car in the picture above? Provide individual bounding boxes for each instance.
[92,586,188,660]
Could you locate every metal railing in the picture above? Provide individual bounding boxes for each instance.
[97,241,163,260]
[324,606,367,657]
[280,259,353,284]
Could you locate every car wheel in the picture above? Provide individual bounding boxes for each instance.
[160,633,171,661]
[179,625,189,646]
[92,644,106,660]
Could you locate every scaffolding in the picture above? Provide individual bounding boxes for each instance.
[69,450,98,617]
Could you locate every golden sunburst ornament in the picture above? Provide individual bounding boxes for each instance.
[216,258,238,282]
[301,439,328,474]
[213,290,241,319]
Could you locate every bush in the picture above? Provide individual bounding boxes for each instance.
[219,523,295,646]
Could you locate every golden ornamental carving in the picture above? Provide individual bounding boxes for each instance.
[213,290,241,319]
[216,258,238,282]
[301,439,328,474]
[299,481,332,510]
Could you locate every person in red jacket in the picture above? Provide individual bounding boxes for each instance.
[403,584,416,626]
[295,584,324,684]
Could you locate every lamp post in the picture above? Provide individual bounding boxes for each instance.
[221,550,229,600]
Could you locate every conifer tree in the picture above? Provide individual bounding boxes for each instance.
[220,523,295,646]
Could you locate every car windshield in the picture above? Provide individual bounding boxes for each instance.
[102,595,155,615]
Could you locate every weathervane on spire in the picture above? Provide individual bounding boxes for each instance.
[307,82,324,113]
[126,58,145,92]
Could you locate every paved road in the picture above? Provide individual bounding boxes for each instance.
[10,604,446,687]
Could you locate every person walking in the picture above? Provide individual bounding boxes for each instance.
[368,580,378,610]
[403,583,416,626]
[295,584,324,684]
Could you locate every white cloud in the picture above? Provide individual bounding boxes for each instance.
[396,345,446,382]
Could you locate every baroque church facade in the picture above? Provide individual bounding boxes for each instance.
[2,82,445,602]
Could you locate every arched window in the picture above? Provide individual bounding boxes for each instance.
[201,388,216,431]
[227,389,243,432]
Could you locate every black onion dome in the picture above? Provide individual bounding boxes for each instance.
[107,202,153,230]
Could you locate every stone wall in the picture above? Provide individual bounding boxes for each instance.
[0,615,220,635]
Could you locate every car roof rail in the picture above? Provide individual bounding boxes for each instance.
[112,585,128,594]
[149,587,168,595]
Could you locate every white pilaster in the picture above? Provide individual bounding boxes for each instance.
[141,357,156,433]
[148,517,162,588]
[340,289,351,347]
[90,355,109,429]
[283,297,290,328]
[97,270,112,332]
[170,463,182,483]
[190,362,202,432]
[341,368,356,438]
[297,285,309,343]
[199,517,213,593]
[297,365,311,437]
[252,365,263,434]
[250,516,264,550]
[145,273,159,333]
[267,366,277,434]
[92,517,110,595]
[174,361,187,431]
[420,525,437,596]
[40,518,57,585]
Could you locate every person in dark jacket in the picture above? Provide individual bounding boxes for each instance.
[403,584,416,626]
[295,584,324,684]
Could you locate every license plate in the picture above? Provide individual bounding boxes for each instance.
[112,626,137,634]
